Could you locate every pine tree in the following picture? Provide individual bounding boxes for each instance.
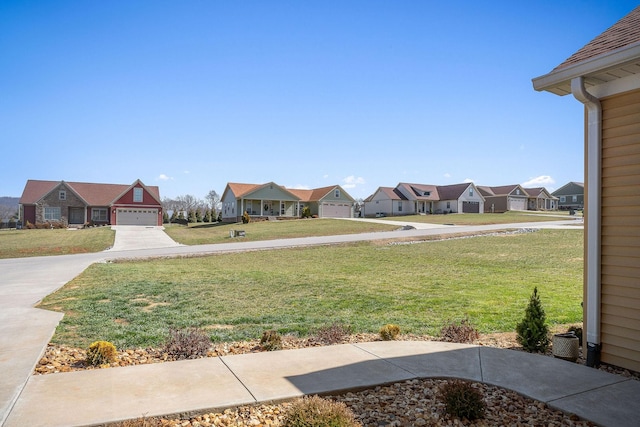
[516,287,549,353]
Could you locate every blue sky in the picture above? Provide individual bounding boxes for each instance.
[1,1,637,201]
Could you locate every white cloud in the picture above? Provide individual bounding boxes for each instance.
[521,175,555,187]
[323,174,329,179]
[343,175,365,189]
[157,174,173,181]
[443,173,451,178]
[289,184,310,190]
[463,178,474,183]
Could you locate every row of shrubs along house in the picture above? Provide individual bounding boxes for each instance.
[362,182,561,217]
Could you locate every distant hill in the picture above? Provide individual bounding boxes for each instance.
[0,197,19,220]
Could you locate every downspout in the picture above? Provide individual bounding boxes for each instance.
[571,76,602,367]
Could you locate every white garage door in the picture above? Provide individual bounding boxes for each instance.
[508,197,527,211]
[116,208,158,226]
[321,203,351,218]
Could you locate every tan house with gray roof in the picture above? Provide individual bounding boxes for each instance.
[533,5,640,371]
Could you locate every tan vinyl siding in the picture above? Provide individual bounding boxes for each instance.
[599,88,640,372]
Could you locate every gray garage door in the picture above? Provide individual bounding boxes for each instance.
[116,208,158,226]
[462,201,480,213]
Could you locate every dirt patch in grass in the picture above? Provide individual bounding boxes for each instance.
[141,302,171,312]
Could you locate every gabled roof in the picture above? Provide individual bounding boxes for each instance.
[289,185,355,203]
[436,183,475,200]
[396,183,439,201]
[226,182,354,203]
[364,187,406,202]
[551,181,585,196]
[20,179,161,206]
[478,184,528,197]
[367,182,481,203]
[225,182,264,198]
[524,187,558,199]
[533,6,640,95]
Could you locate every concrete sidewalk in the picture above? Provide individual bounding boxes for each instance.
[5,341,640,427]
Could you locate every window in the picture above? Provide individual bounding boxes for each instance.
[133,188,143,202]
[335,189,340,198]
[560,196,566,202]
[572,195,578,202]
[516,189,520,195]
[469,187,474,197]
[398,202,402,212]
[447,201,451,209]
[92,208,108,222]
[59,190,66,201]
[44,207,61,221]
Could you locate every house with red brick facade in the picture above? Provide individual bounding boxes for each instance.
[19,179,163,227]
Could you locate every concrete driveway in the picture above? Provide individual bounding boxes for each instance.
[109,226,182,251]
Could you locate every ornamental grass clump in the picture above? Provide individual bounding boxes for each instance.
[438,380,486,421]
[282,395,362,427]
[516,287,550,353]
[313,321,353,345]
[86,340,118,366]
[440,318,480,343]
[164,327,211,360]
[379,324,400,341]
[260,329,282,351]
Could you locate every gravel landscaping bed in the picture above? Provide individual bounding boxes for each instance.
[34,331,639,426]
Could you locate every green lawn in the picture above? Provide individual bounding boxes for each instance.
[163,218,398,245]
[38,229,584,349]
[377,211,575,225]
[0,227,115,259]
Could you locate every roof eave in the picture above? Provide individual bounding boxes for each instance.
[532,42,640,95]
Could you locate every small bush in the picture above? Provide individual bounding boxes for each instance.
[440,318,479,343]
[86,341,118,366]
[438,380,486,421]
[301,206,311,219]
[379,324,400,341]
[260,330,282,351]
[164,327,211,360]
[515,287,550,353]
[282,395,362,427]
[313,322,353,345]
[242,211,251,224]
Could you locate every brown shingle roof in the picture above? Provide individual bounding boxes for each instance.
[479,185,527,197]
[226,183,262,198]
[397,183,439,201]
[436,183,471,200]
[554,6,640,71]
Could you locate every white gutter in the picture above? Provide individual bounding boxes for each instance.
[571,76,602,366]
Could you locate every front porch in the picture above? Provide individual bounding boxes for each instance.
[240,198,302,219]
